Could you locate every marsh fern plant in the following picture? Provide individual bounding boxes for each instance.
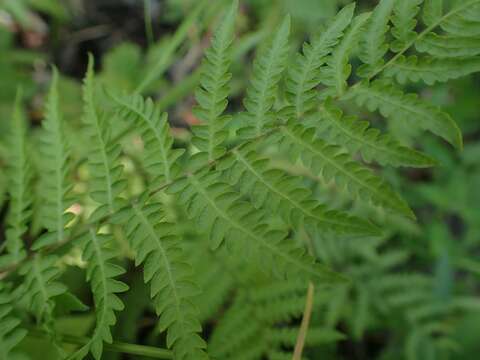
[1,0,480,359]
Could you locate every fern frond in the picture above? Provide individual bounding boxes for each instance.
[218,145,381,237]
[0,282,27,360]
[19,254,66,325]
[191,0,238,162]
[384,55,480,84]
[110,93,183,188]
[416,33,480,58]
[285,3,355,118]
[83,56,127,220]
[317,100,437,167]
[71,230,128,360]
[390,0,423,52]
[347,80,462,149]
[167,170,344,282]
[358,0,396,76]
[241,15,291,136]
[273,121,414,218]
[113,196,208,360]
[319,12,370,97]
[35,69,74,249]
[3,91,31,266]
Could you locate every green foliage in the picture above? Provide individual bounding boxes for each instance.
[285,3,354,118]
[111,93,184,188]
[191,0,237,162]
[241,15,291,136]
[319,11,370,97]
[35,70,75,249]
[0,282,27,360]
[70,230,128,360]
[317,100,437,167]
[273,120,414,217]
[82,56,127,219]
[1,91,32,267]
[347,80,463,149]
[358,0,395,75]
[1,0,480,359]
[391,0,423,51]
[115,197,208,360]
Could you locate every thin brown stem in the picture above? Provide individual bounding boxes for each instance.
[292,282,315,360]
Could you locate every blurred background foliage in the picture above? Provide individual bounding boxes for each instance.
[0,0,479,359]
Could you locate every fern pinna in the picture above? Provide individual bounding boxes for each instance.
[0,0,479,359]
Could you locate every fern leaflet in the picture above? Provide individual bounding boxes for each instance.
[0,282,27,360]
[285,3,354,118]
[358,0,395,76]
[2,91,31,266]
[319,12,370,97]
[35,70,74,249]
[384,55,480,84]
[241,15,291,136]
[317,100,437,167]
[114,196,208,360]
[390,0,423,52]
[83,55,127,220]
[191,0,237,162]
[273,121,414,218]
[70,230,129,360]
[346,80,463,149]
[111,93,184,188]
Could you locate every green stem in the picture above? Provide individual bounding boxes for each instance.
[144,0,154,48]
[27,328,173,359]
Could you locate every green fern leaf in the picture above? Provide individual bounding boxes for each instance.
[318,100,437,167]
[35,69,74,249]
[191,0,238,162]
[358,0,396,76]
[416,33,480,58]
[273,121,414,218]
[241,15,291,136]
[0,282,27,360]
[114,196,208,360]
[110,93,184,188]
[319,12,371,97]
[347,80,462,149]
[439,1,480,37]
[70,230,129,360]
[384,55,480,84]
[19,255,67,326]
[83,56,127,220]
[2,91,31,266]
[390,0,423,52]
[218,145,381,237]
[423,0,443,26]
[167,170,345,282]
[285,3,354,118]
